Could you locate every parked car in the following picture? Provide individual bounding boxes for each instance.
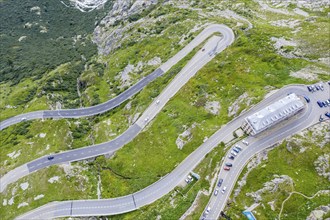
[307,86,313,92]
[214,189,219,196]
[315,85,320,90]
[324,100,330,107]
[224,166,230,171]
[232,148,239,153]
[221,186,227,194]
[317,101,324,107]
[319,84,324,91]
[228,155,235,160]
[225,163,233,167]
[325,112,330,118]
[231,151,237,156]
[217,178,223,187]
[235,145,242,151]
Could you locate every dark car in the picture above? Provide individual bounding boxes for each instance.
[228,155,235,160]
[304,96,310,103]
[315,85,320,90]
[325,112,330,118]
[307,86,313,92]
[225,163,233,167]
[232,148,239,153]
[47,156,54,160]
[217,178,223,187]
[317,101,324,107]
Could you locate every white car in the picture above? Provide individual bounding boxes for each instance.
[221,186,227,194]
[214,189,219,196]
[231,150,237,156]
[156,99,160,104]
[144,117,149,122]
[21,117,27,121]
[187,175,193,182]
[242,140,249,145]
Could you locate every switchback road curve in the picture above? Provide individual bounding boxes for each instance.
[0,25,235,193]
[0,24,231,131]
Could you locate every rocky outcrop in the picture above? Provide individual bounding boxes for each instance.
[314,154,330,181]
[93,0,158,55]
[306,204,330,220]
[246,175,293,203]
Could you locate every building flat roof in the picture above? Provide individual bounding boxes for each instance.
[246,93,304,133]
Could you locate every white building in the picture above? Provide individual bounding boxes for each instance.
[241,93,305,136]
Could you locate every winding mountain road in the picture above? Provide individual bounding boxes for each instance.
[0,24,234,194]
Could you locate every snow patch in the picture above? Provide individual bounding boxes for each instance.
[48,176,60,183]
[18,202,29,208]
[8,197,14,205]
[34,194,45,200]
[20,182,29,191]
[7,150,21,159]
[39,133,46,138]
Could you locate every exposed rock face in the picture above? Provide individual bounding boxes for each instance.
[314,154,330,181]
[176,124,197,150]
[228,92,255,117]
[246,175,293,203]
[93,0,158,55]
[255,0,329,12]
[289,66,328,81]
[204,101,220,115]
[306,204,330,220]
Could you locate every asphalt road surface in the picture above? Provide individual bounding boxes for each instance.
[1,24,235,193]
[15,84,327,220]
[202,81,330,220]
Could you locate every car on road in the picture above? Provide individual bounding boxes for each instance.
[224,166,230,171]
[202,48,205,51]
[144,117,149,122]
[156,100,160,104]
[242,140,249,145]
[304,96,310,103]
[231,150,237,156]
[225,162,233,167]
[21,117,27,121]
[214,189,219,196]
[47,156,54,160]
[204,206,211,216]
[317,101,324,107]
[221,186,227,194]
[228,155,235,160]
[217,178,223,187]
[325,112,330,118]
